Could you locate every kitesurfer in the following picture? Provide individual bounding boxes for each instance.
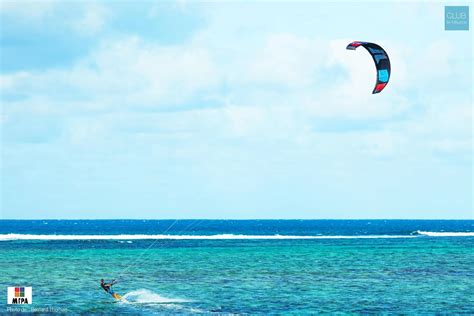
[100,279,117,294]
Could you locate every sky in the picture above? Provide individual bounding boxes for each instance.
[0,1,472,219]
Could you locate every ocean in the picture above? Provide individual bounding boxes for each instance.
[1,220,473,314]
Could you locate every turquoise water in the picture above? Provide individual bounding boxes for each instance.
[1,220,473,314]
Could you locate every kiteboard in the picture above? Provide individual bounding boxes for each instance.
[111,292,122,300]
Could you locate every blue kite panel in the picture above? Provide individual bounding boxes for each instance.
[378,69,389,82]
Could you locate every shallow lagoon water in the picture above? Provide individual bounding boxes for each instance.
[1,220,473,314]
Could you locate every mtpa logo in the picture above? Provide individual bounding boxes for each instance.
[7,287,32,304]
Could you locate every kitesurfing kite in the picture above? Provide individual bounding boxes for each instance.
[346,41,391,94]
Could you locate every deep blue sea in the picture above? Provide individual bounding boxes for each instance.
[1,220,473,314]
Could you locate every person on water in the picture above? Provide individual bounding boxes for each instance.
[100,279,117,294]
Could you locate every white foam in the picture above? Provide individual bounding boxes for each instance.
[0,233,419,241]
[121,289,189,304]
[416,230,474,237]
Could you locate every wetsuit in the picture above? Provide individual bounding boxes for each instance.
[101,280,117,295]
[101,283,111,293]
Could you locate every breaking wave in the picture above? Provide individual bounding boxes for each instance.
[414,230,474,237]
[0,233,417,241]
[1,232,472,241]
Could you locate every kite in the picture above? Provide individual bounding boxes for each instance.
[346,41,391,94]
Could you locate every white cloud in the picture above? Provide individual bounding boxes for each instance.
[1,36,220,113]
[416,40,454,81]
[243,33,326,87]
[71,3,109,36]
[0,24,470,160]
[0,0,57,21]
[358,131,405,157]
[2,1,472,217]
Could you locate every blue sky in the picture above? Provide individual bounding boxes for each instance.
[1,1,472,219]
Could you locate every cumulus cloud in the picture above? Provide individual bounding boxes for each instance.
[71,2,109,36]
[243,33,326,87]
[0,4,470,156]
[0,0,57,21]
[2,36,219,110]
[1,1,472,217]
[1,29,470,160]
